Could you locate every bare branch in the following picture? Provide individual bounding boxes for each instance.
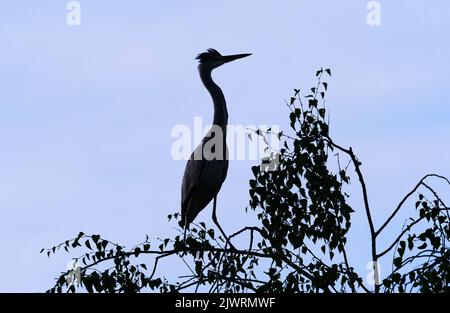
[376,174,450,236]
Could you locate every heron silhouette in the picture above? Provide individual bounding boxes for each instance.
[180,49,251,247]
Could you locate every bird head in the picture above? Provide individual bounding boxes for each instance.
[196,48,251,70]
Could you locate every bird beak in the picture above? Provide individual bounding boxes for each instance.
[222,53,252,63]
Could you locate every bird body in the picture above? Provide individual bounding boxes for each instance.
[180,48,251,237]
[181,138,229,227]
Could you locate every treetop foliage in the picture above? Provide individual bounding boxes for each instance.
[43,69,449,293]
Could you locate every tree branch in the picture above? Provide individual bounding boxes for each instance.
[376,174,450,236]
[325,137,379,291]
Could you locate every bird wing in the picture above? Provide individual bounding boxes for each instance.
[180,146,208,227]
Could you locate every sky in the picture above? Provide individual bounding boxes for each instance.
[0,0,449,292]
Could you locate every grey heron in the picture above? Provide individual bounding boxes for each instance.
[180,48,251,247]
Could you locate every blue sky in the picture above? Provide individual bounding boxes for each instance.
[0,1,449,291]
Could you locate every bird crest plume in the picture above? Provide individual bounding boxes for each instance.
[195,48,222,63]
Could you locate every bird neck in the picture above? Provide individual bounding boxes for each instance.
[199,66,228,128]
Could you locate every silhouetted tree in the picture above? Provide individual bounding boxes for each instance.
[43,69,449,293]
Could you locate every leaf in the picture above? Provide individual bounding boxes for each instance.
[290,112,296,128]
[92,235,100,244]
[391,273,401,283]
[251,166,259,177]
[329,251,334,260]
[408,236,415,250]
[419,208,425,218]
[325,68,331,76]
[319,108,326,118]
[278,131,283,139]
[309,99,318,107]
[417,242,427,250]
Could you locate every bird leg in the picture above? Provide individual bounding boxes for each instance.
[212,195,236,250]
[183,219,188,248]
